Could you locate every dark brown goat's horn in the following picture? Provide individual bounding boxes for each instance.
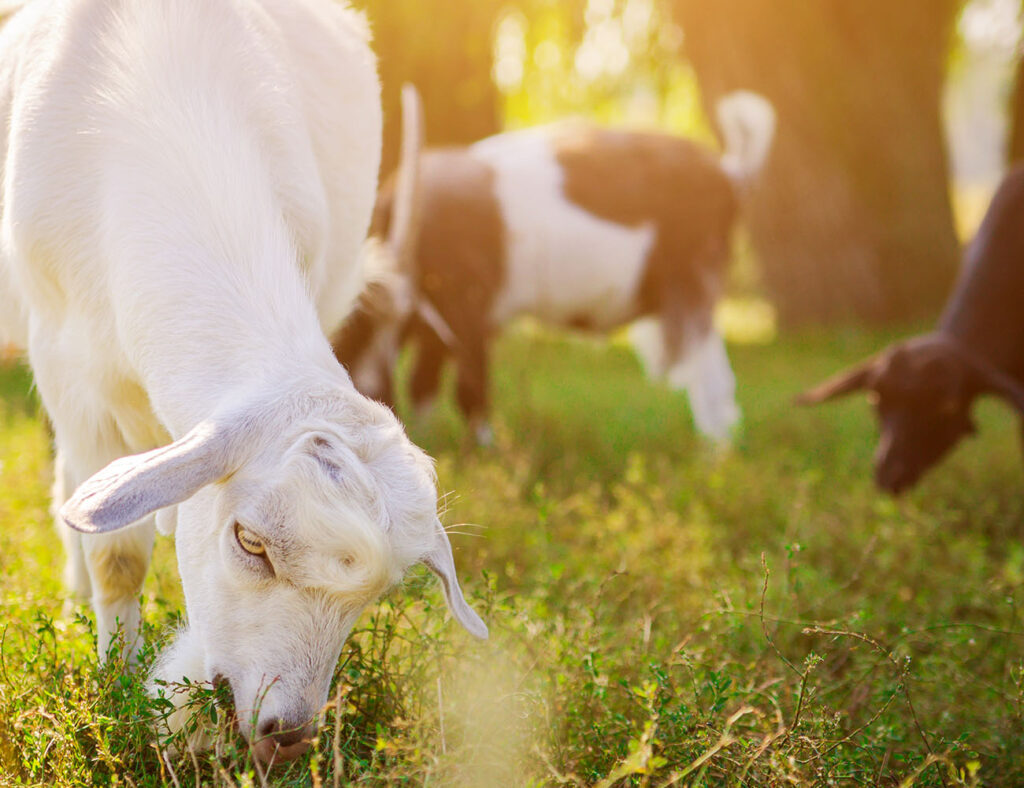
[795,356,879,405]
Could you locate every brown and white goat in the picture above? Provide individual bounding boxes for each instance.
[333,93,776,444]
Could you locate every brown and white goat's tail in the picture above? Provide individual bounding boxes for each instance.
[716,90,776,185]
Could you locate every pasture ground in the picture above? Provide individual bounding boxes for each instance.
[0,324,1022,786]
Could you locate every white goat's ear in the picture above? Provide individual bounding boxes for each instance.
[422,522,488,640]
[60,422,237,534]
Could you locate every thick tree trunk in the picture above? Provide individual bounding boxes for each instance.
[1010,55,1024,165]
[359,0,502,176]
[673,0,962,325]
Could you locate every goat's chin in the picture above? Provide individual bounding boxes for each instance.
[148,626,217,754]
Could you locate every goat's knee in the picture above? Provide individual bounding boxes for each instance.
[83,523,155,663]
[59,527,92,604]
[409,336,446,409]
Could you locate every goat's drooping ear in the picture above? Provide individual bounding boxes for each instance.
[422,520,489,640]
[795,356,879,405]
[60,421,241,534]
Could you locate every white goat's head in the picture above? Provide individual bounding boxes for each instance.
[60,385,485,763]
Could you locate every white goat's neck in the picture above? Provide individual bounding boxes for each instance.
[106,168,344,436]
[86,3,347,437]
[119,237,344,437]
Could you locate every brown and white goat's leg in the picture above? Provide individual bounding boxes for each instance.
[665,326,740,443]
[409,321,448,420]
[455,336,493,446]
[632,299,740,443]
[81,522,154,664]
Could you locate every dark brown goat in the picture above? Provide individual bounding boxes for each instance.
[798,165,1024,493]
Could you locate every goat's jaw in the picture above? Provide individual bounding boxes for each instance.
[149,609,350,761]
[149,633,317,763]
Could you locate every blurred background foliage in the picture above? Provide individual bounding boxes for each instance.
[356,0,1024,328]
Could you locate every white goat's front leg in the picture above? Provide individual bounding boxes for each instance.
[82,521,155,663]
[53,450,91,602]
[148,624,215,752]
[57,443,155,664]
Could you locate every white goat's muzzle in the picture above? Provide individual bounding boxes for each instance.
[250,715,316,764]
[227,672,326,765]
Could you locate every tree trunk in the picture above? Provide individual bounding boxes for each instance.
[673,0,962,325]
[358,0,502,176]
[1010,54,1024,165]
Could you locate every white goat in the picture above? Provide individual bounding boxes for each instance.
[0,0,485,764]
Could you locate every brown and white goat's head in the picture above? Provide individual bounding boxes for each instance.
[797,333,1024,494]
[61,385,485,764]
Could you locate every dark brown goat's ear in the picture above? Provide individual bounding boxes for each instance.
[795,357,879,405]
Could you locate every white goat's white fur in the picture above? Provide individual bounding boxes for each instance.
[0,0,485,753]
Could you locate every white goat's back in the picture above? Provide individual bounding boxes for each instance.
[0,0,380,437]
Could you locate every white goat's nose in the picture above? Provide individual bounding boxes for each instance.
[252,717,315,765]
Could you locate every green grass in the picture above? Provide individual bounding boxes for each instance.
[1,325,1022,786]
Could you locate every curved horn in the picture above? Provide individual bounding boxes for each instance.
[385,85,458,350]
[795,356,879,405]
[387,83,425,275]
[716,90,777,185]
[416,299,457,349]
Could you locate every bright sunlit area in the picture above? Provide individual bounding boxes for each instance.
[1,1,1023,786]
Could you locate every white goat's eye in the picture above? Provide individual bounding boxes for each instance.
[235,524,266,556]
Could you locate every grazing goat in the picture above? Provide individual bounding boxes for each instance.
[0,0,485,764]
[798,165,1024,494]
[333,93,776,445]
